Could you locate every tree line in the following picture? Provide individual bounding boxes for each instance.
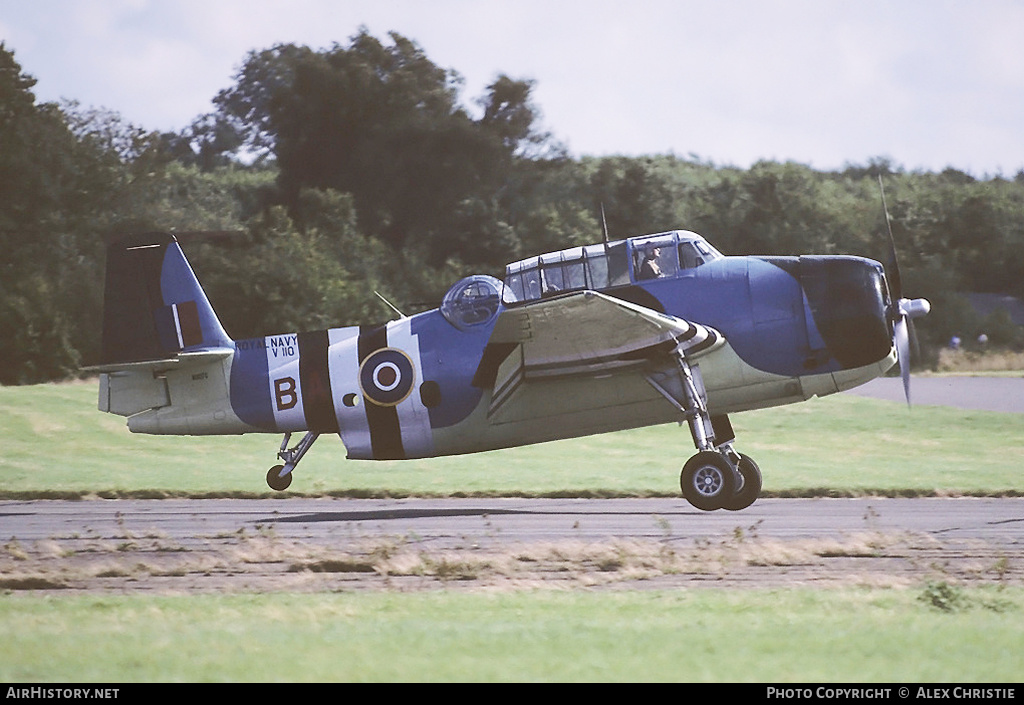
[2,32,1023,384]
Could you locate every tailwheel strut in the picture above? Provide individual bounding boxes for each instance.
[266,431,320,491]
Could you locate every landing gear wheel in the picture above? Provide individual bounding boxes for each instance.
[680,451,736,511]
[722,454,762,511]
[266,464,292,492]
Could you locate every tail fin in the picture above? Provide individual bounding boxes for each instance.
[91,233,248,434]
[99,232,232,366]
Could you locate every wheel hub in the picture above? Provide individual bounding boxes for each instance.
[693,466,724,497]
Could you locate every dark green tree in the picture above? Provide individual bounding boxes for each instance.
[211,31,554,265]
[0,45,109,382]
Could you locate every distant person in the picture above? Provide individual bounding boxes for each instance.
[638,247,662,280]
[950,335,961,350]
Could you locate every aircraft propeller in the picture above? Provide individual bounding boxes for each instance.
[878,176,931,404]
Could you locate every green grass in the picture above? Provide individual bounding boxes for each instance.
[1,380,1021,497]
[1,588,1021,682]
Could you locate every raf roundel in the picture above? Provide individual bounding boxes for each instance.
[359,348,416,406]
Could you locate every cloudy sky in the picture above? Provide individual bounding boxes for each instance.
[2,0,1022,175]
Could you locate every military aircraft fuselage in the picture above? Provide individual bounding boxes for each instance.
[114,232,893,465]
[95,228,929,507]
[93,210,931,507]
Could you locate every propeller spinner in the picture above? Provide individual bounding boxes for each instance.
[878,176,931,404]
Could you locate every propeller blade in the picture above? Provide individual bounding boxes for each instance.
[894,315,911,405]
[878,177,931,406]
[878,175,902,303]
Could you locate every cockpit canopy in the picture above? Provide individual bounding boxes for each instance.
[502,230,722,304]
[440,275,503,330]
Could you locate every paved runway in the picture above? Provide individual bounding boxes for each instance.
[2,496,1022,546]
[844,375,1024,413]
[2,496,1022,591]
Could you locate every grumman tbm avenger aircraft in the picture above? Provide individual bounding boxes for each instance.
[88,203,929,511]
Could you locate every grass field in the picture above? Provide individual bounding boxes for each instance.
[1,379,1021,497]
[2,380,1023,682]
[2,588,1023,682]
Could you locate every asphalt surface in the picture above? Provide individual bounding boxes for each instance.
[2,496,1021,547]
[2,496,1022,592]
[843,375,1024,413]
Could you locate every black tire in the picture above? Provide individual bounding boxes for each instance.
[267,464,292,492]
[722,454,762,511]
[680,451,735,511]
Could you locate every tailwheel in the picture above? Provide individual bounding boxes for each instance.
[680,451,735,511]
[722,453,762,511]
[265,431,319,492]
[266,464,292,492]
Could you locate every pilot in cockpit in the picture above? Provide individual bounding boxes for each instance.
[638,247,663,280]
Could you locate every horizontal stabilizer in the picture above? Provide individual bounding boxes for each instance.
[83,347,233,374]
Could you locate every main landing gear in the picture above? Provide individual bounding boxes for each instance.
[266,431,319,491]
[647,350,762,511]
[680,446,762,512]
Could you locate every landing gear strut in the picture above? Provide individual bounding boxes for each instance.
[647,347,762,511]
[266,431,319,491]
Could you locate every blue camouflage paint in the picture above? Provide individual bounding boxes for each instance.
[632,257,834,378]
[410,309,490,429]
[229,337,274,430]
[158,242,232,351]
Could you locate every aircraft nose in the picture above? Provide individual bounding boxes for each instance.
[799,256,892,370]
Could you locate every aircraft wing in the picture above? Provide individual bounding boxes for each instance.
[473,290,722,419]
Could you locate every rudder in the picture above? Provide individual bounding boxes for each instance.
[99,232,232,365]
[91,233,252,435]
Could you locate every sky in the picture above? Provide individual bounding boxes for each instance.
[2,0,1023,176]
